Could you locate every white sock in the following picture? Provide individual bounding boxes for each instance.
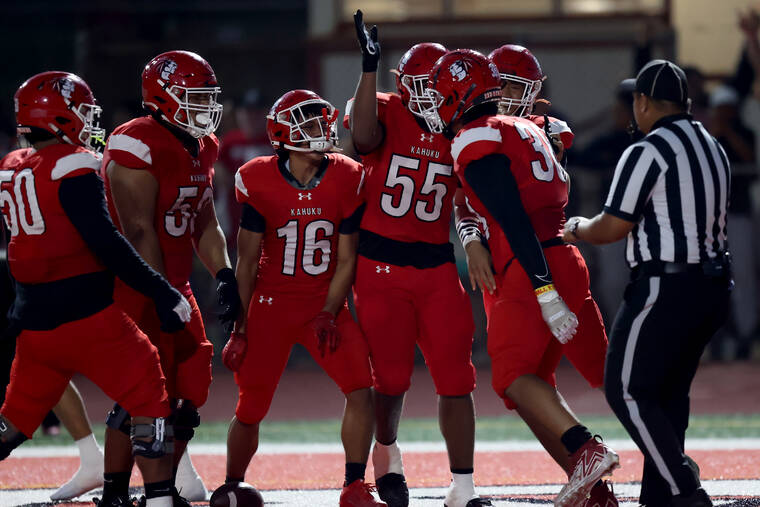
[145,497,172,507]
[49,434,104,501]
[372,440,404,478]
[448,472,476,500]
[76,434,102,465]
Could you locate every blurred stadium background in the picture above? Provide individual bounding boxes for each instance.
[1,1,760,504]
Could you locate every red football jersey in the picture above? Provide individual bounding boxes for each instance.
[235,153,364,297]
[528,114,574,149]
[101,116,218,292]
[345,92,456,244]
[451,115,568,274]
[0,145,104,284]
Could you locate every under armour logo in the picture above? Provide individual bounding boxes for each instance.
[376,265,390,273]
[259,295,273,304]
[298,192,312,200]
[420,133,434,143]
[192,159,201,168]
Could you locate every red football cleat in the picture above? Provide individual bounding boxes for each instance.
[340,480,388,507]
[583,481,618,507]
[555,437,619,507]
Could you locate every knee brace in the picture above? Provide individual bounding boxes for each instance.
[171,400,200,442]
[105,403,132,436]
[130,417,174,459]
[0,415,27,461]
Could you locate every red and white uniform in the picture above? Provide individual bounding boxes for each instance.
[346,92,475,397]
[232,153,372,424]
[528,114,574,150]
[451,115,606,408]
[102,115,215,407]
[0,145,168,437]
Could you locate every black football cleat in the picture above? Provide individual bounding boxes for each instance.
[93,494,137,506]
[466,499,493,507]
[670,488,712,507]
[376,473,409,507]
[135,487,191,507]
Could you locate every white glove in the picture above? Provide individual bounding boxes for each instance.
[535,285,578,344]
[173,295,192,323]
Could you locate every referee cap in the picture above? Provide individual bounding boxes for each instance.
[621,59,689,106]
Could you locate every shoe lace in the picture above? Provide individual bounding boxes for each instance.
[362,482,378,493]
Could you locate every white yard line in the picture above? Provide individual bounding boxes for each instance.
[1,480,757,507]
[10,437,760,458]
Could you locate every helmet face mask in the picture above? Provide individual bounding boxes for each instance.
[498,73,542,117]
[268,95,339,153]
[164,84,222,138]
[75,102,106,150]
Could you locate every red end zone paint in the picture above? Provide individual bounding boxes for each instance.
[2,450,759,491]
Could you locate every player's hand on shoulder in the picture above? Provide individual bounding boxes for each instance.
[216,267,242,336]
[312,311,340,357]
[155,287,192,333]
[535,284,578,344]
[222,331,248,372]
[465,241,497,295]
[354,9,380,72]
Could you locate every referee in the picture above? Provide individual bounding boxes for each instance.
[563,59,732,507]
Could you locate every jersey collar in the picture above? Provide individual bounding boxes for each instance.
[277,155,328,190]
[651,112,692,131]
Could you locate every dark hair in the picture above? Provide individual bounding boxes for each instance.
[19,126,56,145]
[461,102,499,126]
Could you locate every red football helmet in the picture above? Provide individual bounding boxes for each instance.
[393,42,447,124]
[266,90,339,153]
[142,50,222,138]
[424,49,502,136]
[488,44,544,117]
[14,71,105,150]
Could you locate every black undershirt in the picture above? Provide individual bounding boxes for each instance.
[463,153,553,289]
[9,172,175,330]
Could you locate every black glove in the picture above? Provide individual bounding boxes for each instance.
[216,267,241,336]
[354,9,380,72]
[155,287,191,333]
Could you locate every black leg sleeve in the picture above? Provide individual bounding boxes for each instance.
[58,172,176,306]
[463,153,552,289]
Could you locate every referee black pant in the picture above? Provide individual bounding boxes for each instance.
[604,271,730,505]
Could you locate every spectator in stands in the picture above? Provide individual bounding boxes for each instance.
[216,89,272,249]
[707,84,758,360]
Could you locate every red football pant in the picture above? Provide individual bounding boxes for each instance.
[353,256,476,397]
[115,281,213,408]
[484,245,607,409]
[1,304,169,438]
[234,292,373,425]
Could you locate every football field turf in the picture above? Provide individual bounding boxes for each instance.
[2,414,760,506]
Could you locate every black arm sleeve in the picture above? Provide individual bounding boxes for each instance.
[339,203,366,234]
[240,203,266,233]
[58,172,173,301]
[463,154,552,289]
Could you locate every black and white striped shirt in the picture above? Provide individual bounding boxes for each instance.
[604,113,731,268]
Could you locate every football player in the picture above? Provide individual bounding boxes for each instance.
[99,51,240,505]
[347,12,488,507]
[424,50,620,507]
[214,89,384,507]
[454,45,617,505]
[0,71,191,507]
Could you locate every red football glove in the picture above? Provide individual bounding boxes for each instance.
[312,311,340,358]
[222,332,248,372]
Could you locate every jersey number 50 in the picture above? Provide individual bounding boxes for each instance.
[380,154,453,222]
[0,169,46,237]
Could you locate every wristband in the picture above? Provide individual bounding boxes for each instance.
[534,283,556,297]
